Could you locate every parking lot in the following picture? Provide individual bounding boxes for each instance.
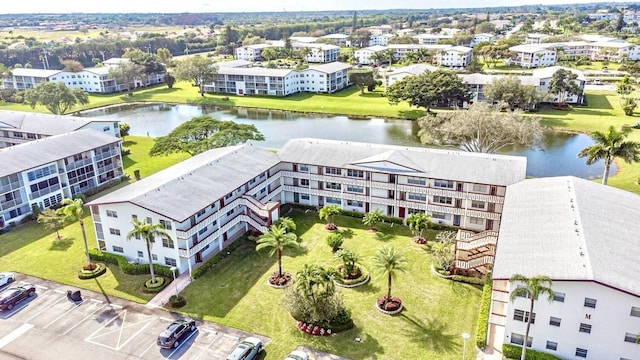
[0,274,269,360]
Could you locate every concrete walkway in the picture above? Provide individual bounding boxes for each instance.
[146,271,192,308]
[477,346,503,360]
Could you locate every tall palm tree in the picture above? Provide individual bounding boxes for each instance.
[384,48,396,67]
[274,217,296,234]
[405,212,431,242]
[261,48,276,63]
[372,246,408,305]
[295,264,337,302]
[319,205,341,229]
[578,125,640,185]
[509,274,554,360]
[58,198,91,266]
[299,47,312,63]
[126,218,171,284]
[256,224,299,278]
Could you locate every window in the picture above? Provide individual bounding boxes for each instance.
[579,323,592,334]
[109,228,121,236]
[325,167,341,175]
[164,257,177,267]
[469,217,484,225]
[162,237,175,249]
[433,196,452,205]
[301,194,310,200]
[471,201,485,209]
[326,197,341,205]
[584,298,597,308]
[226,209,235,216]
[575,348,588,358]
[152,254,158,261]
[549,316,561,326]
[347,169,364,178]
[131,214,138,221]
[146,217,152,224]
[546,341,557,351]
[299,164,309,172]
[431,212,451,220]
[346,185,364,193]
[346,200,363,207]
[433,179,454,188]
[624,332,639,343]
[159,219,172,230]
[513,309,535,324]
[137,251,144,258]
[409,193,427,202]
[198,226,208,236]
[300,179,310,186]
[106,210,118,218]
[407,177,426,185]
[326,183,341,190]
[631,306,640,317]
[553,292,565,302]
[510,333,532,347]
[196,209,206,217]
[112,246,124,253]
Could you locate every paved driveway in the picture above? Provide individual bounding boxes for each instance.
[0,274,269,359]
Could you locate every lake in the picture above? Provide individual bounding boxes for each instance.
[78,103,613,179]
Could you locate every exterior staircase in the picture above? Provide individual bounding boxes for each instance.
[454,229,498,273]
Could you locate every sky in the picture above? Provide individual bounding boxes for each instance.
[1,0,635,14]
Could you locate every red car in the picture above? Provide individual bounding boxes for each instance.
[0,284,36,311]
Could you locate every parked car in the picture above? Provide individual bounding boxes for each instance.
[226,337,263,360]
[157,318,197,349]
[284,349,309,360]
[0,284,35,311]
[0,273,15,287]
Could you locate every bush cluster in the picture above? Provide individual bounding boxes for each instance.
[89,248,173,277]
[476,273,493,349]
[451,275,485,285]
[191,237,243,279]
[502,344,561,360]
[77,262,107,279]
[142,277,167,293]
[169,295,186,308]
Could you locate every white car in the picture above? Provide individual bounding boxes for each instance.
[284,350,308,360]
[0,273,15,287]
[226,337,262,360]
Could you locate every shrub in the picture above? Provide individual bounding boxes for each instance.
[143,276,167,293]
[476,273,493,349]
[191,235,244,279]
[78,262,107,279]
[451,275,485,285]
[168,295,186,308]
[502,344,561,360]
[89,248,173,277]
[326,233,344,252]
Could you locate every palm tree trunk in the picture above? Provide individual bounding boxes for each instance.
[387,272,392,302]
[277,248,282,278]
[521,297,534,360]
[602,157,611,185]
[146,239,156,284]
[79,219,91,266]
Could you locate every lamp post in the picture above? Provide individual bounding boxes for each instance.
[170,266,178,298]
[461,332,470,360]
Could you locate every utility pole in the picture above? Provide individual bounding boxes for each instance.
[41,49,49,70]
[184,45,190,55]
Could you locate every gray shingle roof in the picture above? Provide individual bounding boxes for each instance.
[0,129,120,178]
[531,66,586,81]
[217,60,253,68]
[492,176,640,296]
[87,144,281,222]
[277,138,527,186]
[9,68,61,78]
[0,110,113,136]
[217,67,294,77]
[307,62,352,74]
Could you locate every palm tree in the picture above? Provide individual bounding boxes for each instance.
[299,47,312,63]
[295,264,338,301]
[58,198,91,266]
[372,246,408,306]
[256,224,299,278]
[405,212,431,242]
[126,218,171,284]
[362,209,383,230]
[319,205,341,229]
[334,249,361,277]
[369,51,386,66]
[401,51,419,65]
[509,274,554,360]
[261,48,276,63]
[274,217,297,234]
[384,48,396,67]
[578,126,640,185]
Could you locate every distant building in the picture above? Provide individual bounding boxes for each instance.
[385,64,439,87]
[436,46,473,67]
[470,33,496,47]
[321,34,351,47]
[506,44,557,68]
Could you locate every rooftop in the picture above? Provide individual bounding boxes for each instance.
[217,67,294,77]
[0,110,113,136]
[216,59,253,68]
[386,64,438,77]
[509,44,552,53]
[532,66,586,81]
[306,62,352,74]
[493,176,640,297]
[9,68,61,78]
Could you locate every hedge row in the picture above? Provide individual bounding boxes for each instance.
[476,272,493,349]
[502,344,561,360]
[78,262,107,280]
[191,236,244,279]
[451,275,485,285]
[88,249,173,277]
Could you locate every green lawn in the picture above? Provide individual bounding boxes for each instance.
[178,211,481,360]
[121,136,189,179]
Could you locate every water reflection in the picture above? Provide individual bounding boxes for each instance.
[78,103,613,179]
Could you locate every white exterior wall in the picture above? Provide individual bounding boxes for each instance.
[355,49,377,64]
[299,70,328,93]
[439,50,472,67]
[496,280,640,360]
[470,34,495,47]
[537,77,584,104]
[235,47,262,61]
[510,50,557,68]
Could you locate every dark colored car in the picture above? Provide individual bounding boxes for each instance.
[157,318,197,349]
[0,284,36,311]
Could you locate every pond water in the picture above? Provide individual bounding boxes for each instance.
[78,103,614,179]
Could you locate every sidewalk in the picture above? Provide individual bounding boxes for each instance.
[146,271,192,308]
[477,345,503,360]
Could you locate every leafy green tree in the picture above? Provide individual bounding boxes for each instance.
[334,249,361,277]
[347,69,375,94]
[126,219,172,285]
[386,70,470,112]
[261,48,277,63]
[405,212,431,242]
[362,209,382,230]
[108,61,146,96]
[164,73,176,89]
[242,35,266,47]
[617,74,634,97]
[319,205,341,229]
[509,275,554,360]
[549,68,580,105]
[61,59,84,72]
[578,126,640,185]
[174,55,218,96]
[221,24,240,55]
[484,76,544,110]
[326,233,344,252]
[156,47,173,66]
[432,231,455,271]
[118,122,130,141]
[37,208,65,240]
[388,35,418,45]
[24,82,89,115]
[58,198,91,266]
[372,246,408,306]
[348,29,371,48]
[149,115,264,157]
[256,224,299,278]
[417,102,543,153]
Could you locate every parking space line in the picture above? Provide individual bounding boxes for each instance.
[115,315,157,351]
[193,331,221,360]
[166,329,199,359]
[35,285,48,290]
[89,298,103,304]
[62,302,108,335]
[159,317,174,322]
[43,300,85,329]
[109,304,123,309]
[53,289,66,294]
[223,333,239,340]
[139,339,158,358]
[22,291,67,323]
[84,309,123,343]
[0,323,33,349]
